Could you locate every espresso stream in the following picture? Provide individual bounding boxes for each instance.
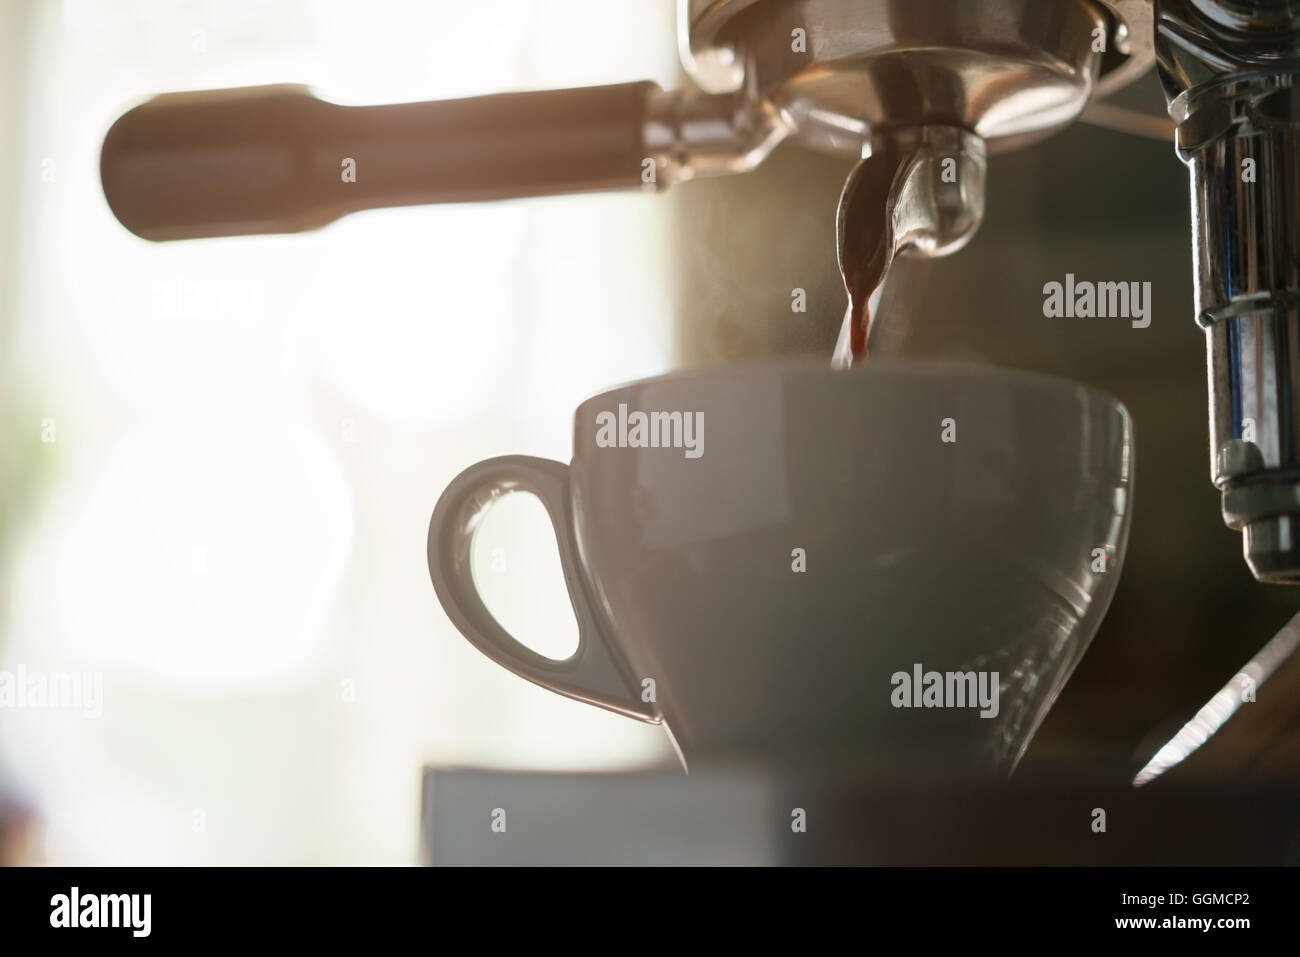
[832,260,887,368]
[847,282,874,358]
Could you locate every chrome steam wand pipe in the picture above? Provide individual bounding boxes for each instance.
[1156,0,1300,582]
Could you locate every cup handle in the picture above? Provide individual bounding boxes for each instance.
[427,455,658,722]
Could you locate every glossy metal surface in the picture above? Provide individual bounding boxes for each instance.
[642,82,789,185]
[1134,608,1300,785]
[691,0,1107,156]
[682,0,1157,124]
[657,0,1151,182]
[1157,0,1300,581]
[1186,0,1300,33]
[428,360,1133,776]
[833,126,987,365]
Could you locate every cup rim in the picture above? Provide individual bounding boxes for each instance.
[574,356,1130,426]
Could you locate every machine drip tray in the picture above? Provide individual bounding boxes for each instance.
[421,764,1300,866]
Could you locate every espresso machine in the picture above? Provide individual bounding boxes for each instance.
[97,1,1300,862]
[99,0,1300,584]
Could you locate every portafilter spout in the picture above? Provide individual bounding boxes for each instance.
[833,127,987,366]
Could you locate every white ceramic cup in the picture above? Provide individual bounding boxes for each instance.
[428,360,1133,774]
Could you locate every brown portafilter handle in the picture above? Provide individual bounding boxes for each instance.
[1157,0,1300,582]
[100,81,661,241]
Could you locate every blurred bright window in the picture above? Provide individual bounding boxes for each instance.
[1,0,676,864]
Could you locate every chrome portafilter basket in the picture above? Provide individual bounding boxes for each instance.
[98,0,1300,583]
